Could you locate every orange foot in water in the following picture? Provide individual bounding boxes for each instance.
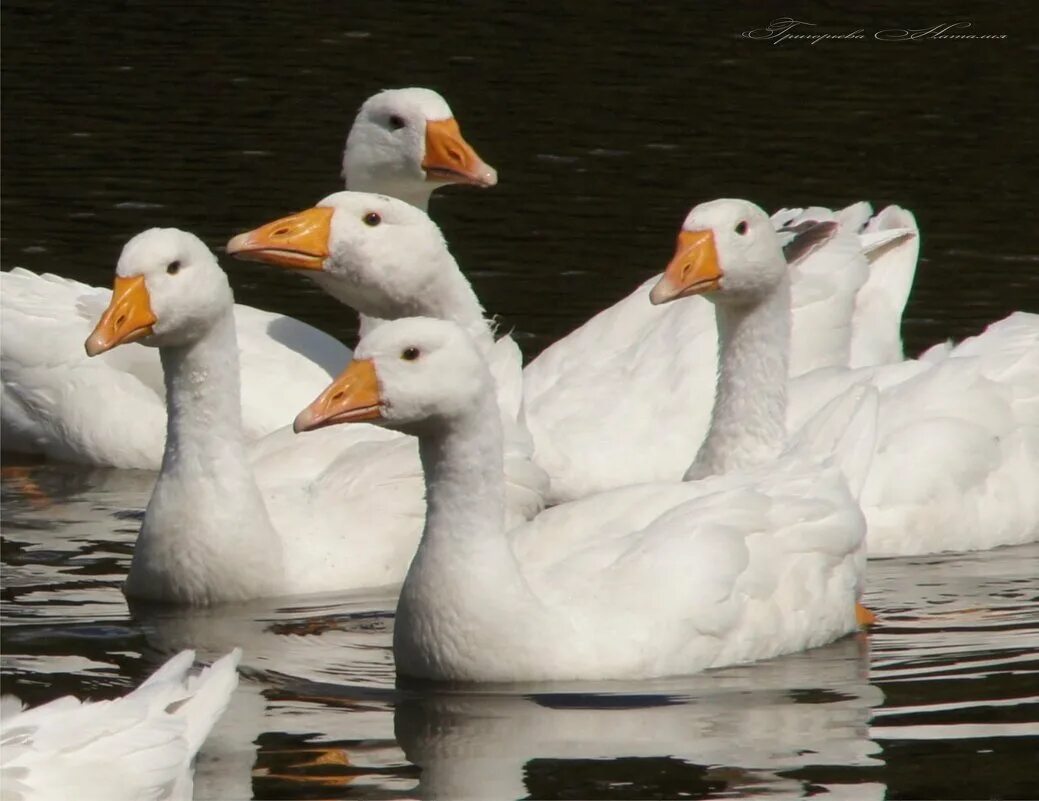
[0,466,51,510]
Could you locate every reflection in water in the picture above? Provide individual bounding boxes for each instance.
[864,551,1039,800]
[2,465,1037,799]
[395,639,883,800]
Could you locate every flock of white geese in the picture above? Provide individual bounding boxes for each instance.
[2,87,1037,798]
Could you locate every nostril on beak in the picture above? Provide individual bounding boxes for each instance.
[273,227,290,237]
[116,314,126,326]
[448,149,462,162]
[332,391,344,402]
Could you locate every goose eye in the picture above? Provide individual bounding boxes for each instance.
[401,347,420,361]
[363,212,382,227]
[388,115,405,130]
[167,260,182,274]
[735,221,748,235]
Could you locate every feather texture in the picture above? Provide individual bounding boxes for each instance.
[0,650,240,801]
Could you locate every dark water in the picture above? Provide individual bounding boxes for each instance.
[3,2,1039,799]
[3,1,1038,355]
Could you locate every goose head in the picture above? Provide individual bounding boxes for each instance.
[85,229,230,355]
[343,88,497,203]
[226,191,458,319]
[649,198,789,307]
[294,317,489,435]
[649,199,839,307]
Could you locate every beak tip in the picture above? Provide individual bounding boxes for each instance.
[292,413,310,434]
[225,233,248,257]
[84,336,105,357]
[648,279,673,306]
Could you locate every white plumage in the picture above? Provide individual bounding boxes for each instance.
[790,312,1039,555]
[1,267,347,469]
[227,190,550,528]
[0,649,239,801]
[86,225,542,605]
[1,87,491,470]
[522,202,919,503]
[649,199,1039,557]
[294,316,874,682]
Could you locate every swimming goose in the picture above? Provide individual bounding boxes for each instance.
[340,87,497,337]
[226,191,546,518]
[295,315,875,682]
[0,649,239,801]
[85,227,541,604]
[522,203,918,503]
[83,229,418,602]
[651,199,1039,556]
[1,269,347,470]
[0,87,493,469]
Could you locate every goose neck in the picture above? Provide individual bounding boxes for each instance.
[417,393,507,549]
[158,309,249,472]
[394,387,546,678]
[132,307,283,604]
[346,171,433,212]
[315,251,489,339]
[687,277,791,479]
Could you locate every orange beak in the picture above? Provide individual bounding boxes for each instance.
[648,229,723,305]
[294,359,384,433]
[84,275,157,356]
[422,118,498,188]
[225,206,334,271]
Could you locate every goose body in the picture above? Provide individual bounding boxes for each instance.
[0,649,239,801]
[523,203,918,503]
[649,200,1039,557]
[1,268,347,469]
[1,87,493,469]
[786,312,1039,556]
[295,314,873,682]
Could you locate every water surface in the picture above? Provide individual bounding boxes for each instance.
[2,465,1037,798]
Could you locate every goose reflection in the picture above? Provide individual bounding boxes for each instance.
[394,636,885,800]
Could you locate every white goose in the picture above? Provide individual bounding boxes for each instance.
[522,202,919,503]
[0,270,346,470]
[340,86,497,337]
[85,226,541,604]
[294,315,875,682]
[0,87,493,469]
[650,200,1039,556]
[0,649,239,801]
[342,87,497,210]
[226,190,545,516]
